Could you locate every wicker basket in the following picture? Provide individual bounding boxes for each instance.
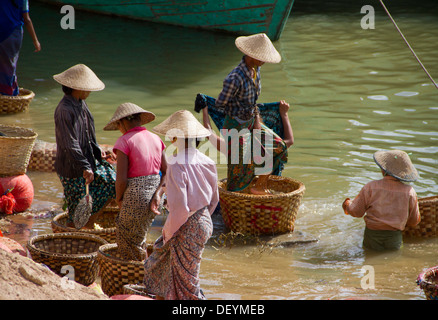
[27,232,107,286]
[51,207,118,243]
[123,284,155,298]
[0,124,37,176]
[0,88,35,114]
[403,195,438,238]
[97,243,146,297]
[417,266,438,300]
[218,176,305,235]
[28,139,56,172]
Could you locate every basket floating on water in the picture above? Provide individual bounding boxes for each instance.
[218,176,305,235]
[417,266,438,300]
[0,88,35,114]
[51,207,118,243]
[403,195,438,238]
[0,124,37,177]
[97,243,148,297]
[27,232,107,286]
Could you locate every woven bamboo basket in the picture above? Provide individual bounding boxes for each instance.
[97,243,146,297]
[417,266,438,300]
[0,124,37,176]
[51,206,118,243]
[0,88,35,114]
[123,284,155,298]
[218,176,305,235]
[28,139,56,172]
[27,232,107,286]
[403,195,438,238]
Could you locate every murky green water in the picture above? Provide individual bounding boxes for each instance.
[2,0,437,299]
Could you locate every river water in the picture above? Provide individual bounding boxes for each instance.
[1,0,437,300]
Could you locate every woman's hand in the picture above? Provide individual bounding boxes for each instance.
[83,169,94,185]
[150,193,162,215]
[279,100,290,115]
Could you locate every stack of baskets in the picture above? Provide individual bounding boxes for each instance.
[0,124,37,177]
[218,176,305,235]
[0,88,35,114]
[97,243,146,297]
[417,266,438,300]
[403,195,438,238]
[27,232,108,286]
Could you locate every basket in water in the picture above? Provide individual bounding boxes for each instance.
[0,88,35,114]
[27,232,107,286]
[403,195,438,238]
[51,207,118,243]
[218,176,305,235]
[0,124,37,176]
[417,266,438,300]
[97,243,146,297]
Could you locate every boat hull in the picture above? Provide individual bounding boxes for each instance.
[38,0,294,40]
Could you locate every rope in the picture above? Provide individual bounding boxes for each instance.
[379,0,438,90]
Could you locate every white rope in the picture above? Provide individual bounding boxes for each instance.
[379,0,438,90]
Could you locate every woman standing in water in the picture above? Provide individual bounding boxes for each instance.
[53,64,116,229]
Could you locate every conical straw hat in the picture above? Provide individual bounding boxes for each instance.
[373,150,419,182]
[104,102,155,131]
[235,33,281,63]
[152,110,211,139]
[53,64,105,91]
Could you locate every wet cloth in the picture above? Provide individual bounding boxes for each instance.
[59,160,116,223]
[344,175,420,231]
[363,227,403,251]
[113,127,165,178]
[194,93,285,138]
[222,115,287,192]
[143,207,213,300]
[115,175,160,261]
[54,94,103,178]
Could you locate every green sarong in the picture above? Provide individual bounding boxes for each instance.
[363,227,403,251]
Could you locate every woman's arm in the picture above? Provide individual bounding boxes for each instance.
[150,152,168,215]
[279,100,294,148]
[22,12,41,52]
[115,150,128,207]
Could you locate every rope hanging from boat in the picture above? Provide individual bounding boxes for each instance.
[379,0,438,90]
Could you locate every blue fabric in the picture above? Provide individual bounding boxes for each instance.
[194,93,284,138]
[0,0,29,43]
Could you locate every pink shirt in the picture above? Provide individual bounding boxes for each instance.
[162,147,219,243]
[344,175,420,231]
[113,127,165,178]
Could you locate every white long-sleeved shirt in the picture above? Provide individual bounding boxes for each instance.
[162,147,219,243]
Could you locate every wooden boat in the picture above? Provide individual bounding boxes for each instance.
[38,0,295,40]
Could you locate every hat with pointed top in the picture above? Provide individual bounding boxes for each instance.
[235,33,281,63]
[53,64,105,91]
[152,109,211,139]
[373,150,419,182]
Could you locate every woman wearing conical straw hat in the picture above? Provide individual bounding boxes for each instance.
[214,33,290,195]
[53,64,116,229]
[143,110,219,300]
[342,150,420,251]
[104,102,166,261]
